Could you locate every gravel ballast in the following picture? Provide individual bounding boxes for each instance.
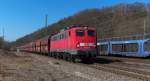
[0,51,143,81]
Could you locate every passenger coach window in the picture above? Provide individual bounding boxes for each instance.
[100,45,108,51]
[76,30,84,36]
[144,41,150,51]
[88,30,95,36]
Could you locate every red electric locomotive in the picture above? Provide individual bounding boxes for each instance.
[19,26,98,62]
[50,26,97,62]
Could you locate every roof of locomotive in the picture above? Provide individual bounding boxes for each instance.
[51,26,95,37]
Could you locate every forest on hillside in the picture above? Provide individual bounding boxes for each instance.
[12,3,150,47]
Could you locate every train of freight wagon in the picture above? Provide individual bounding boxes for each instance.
[19,26,98,62]
[19,25,150,61]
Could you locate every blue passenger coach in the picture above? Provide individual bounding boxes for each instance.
[98,35,150,57]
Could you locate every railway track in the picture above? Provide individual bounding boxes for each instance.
[112,62,150,71]
[75,56,150,81]
[98,56,150,64]
[51,56,150,81]
[82,63,150,81]
[32,52,150,81]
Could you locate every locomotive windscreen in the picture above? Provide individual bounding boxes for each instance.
[88,30,95,36]
[76,30,84,36]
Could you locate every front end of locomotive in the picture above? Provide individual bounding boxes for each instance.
[72,27,98,62]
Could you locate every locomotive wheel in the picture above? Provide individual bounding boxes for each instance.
[54,53,57,58]
[67,56,71,62]
[51,52,54,57]
[56,53,59,59]
[64,55,68,61]
[50,53,52,57]
[81,58,93,64]
[72,57,75,63]
[72,57,77,63]
[62,55,66,60]
[47,53,49,56]
[60,54,63,59]
[73,58,81,63]
[51,53,53,57]
[66,57,70,61]
[65,57,68,61]
[67,55,72,62]
[61,53,64,59]
[69,55,73,62]
[49,53,51,57]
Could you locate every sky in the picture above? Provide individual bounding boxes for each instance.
[0,0,150,41]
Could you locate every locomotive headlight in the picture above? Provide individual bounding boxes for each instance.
[77,42,80,48]
[77,43,96,47]
[77,44,80,47]
[77,43,85,47]
[80,43,85,46]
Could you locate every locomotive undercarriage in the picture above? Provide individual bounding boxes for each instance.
[49,49,97,63]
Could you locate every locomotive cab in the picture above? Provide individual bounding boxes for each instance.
[76,28,96,49]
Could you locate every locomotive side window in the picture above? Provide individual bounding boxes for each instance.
[52,32,69,41]
[58,35,61,40]
[64,32,69,38]
[60,34,62,39]
[88,30,95,36]
[76,30,84,36]
[51,36,55,41]
[52,35,59,41]
[62,34,64,39]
